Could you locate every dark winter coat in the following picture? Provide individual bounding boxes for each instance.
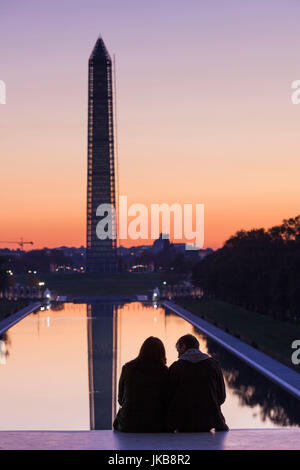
[113,358,169,432]
[167,349,228,432]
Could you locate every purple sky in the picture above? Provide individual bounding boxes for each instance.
[1,0,300,248]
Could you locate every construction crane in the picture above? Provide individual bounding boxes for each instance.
[0,238,34,250]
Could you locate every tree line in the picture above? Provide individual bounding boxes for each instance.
[193,216,300,324]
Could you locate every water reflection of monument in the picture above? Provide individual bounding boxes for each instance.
[87,303,117,429]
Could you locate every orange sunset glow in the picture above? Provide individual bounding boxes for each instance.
[1,1,300,249]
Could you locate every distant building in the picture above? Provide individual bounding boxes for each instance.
[86,36,117,273]
[172,243,186,254]
[152,233,171,254]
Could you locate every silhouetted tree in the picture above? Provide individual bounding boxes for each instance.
[193,216,300,324]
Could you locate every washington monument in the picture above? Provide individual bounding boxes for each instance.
[86,37,117,273]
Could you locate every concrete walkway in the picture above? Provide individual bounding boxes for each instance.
[0,302,41,335]
[0,429,299,450]
[163,301,300,399]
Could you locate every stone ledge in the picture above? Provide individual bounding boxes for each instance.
[0,429,299,450]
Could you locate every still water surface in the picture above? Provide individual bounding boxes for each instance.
[0,302,299,430]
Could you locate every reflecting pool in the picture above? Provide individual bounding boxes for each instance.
[0,302,299,430]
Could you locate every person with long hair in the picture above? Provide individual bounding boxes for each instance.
[113,337,168,432]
